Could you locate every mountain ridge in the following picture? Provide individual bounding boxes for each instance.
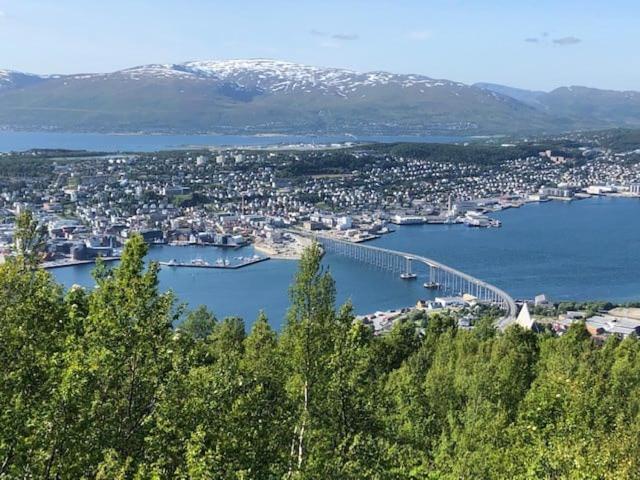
[0,59,637,135]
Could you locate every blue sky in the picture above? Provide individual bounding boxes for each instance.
[0,0,637,91]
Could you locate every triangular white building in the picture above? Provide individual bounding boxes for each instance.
[515,303,535,330]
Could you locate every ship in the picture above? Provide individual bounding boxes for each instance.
[463,212,501,228]
[400,272,418,280]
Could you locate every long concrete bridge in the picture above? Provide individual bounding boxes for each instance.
[297,231,517,327]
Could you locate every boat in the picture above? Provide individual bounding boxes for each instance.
[190,258,211,267]
[423,282,440,289]
[463,213,501,228]
[159,258,180,267]
[400,272,418,280]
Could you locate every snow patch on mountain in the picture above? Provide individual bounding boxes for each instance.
[0,69,45,89]
[104,59,467,97]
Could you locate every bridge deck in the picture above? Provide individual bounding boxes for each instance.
[294,231,517,327]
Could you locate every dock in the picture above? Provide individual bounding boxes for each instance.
[351,234,381,243]
[43,256,121,270]
[159,256,270,270]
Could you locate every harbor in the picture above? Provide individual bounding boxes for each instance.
[51,197,640,330]
[159,254,269,270]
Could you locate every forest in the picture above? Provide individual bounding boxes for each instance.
[2,229,640,479]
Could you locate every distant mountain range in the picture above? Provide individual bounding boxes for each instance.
[0,59,638,135]
[474,82,640,130]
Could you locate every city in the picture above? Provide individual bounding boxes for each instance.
[2,133,640,341]
[2,1,640,477]
[1,135,639,267]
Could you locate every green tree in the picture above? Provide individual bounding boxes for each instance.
[280,242,337,477]
[0,261,67,477]
[13,209,47,266]
[57,234,178,477]
[179,305,217,340]
[2,235,640,478]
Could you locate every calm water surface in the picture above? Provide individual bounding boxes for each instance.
[52,197,640,329]
[0,131,465,152]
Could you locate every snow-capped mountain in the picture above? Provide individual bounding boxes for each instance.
[72,59,470,98]
[0,69,45,90]
[0,59,637,134]
[179,59,466,97]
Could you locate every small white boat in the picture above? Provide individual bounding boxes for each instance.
[400,272,418,280]
[190,258,210,267]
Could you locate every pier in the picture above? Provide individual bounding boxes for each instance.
[43,256,121,270]
[298,231,517,328]
[159,256,269,270]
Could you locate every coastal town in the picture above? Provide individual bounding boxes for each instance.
[2,134,640,341]
[1,135,639,268]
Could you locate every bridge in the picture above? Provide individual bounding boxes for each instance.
[297,232,517,327]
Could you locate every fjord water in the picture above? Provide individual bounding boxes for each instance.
[0,131,465,152]
[52,197,640,330]
[374,197,640,304]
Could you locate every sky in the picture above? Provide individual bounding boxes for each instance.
[0,0,637,91]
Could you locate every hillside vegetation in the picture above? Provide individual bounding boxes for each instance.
[1,234,640,478]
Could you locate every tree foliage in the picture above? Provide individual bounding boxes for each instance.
[1,237,640,478]
[13,209,48,266]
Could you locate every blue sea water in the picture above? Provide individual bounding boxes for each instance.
[52,197,640,330]
[0,131,465,152]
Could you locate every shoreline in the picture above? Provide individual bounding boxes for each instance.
[253,242,302,260]
[42,256,120,270]
[45,197,640,323]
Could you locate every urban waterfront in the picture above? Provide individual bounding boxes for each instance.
[52,196,640,329]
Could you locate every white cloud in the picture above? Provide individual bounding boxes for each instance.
[407,30,432,41]
[553,36,582,46]
[332,33,358,41]
[311,30,359,41]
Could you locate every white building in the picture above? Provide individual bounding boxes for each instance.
[336,216,353,230]
[586,185,614,195]
[516,303,535,330]
[434,296,467,308]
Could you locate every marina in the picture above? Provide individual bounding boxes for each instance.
[159,255,269,269]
